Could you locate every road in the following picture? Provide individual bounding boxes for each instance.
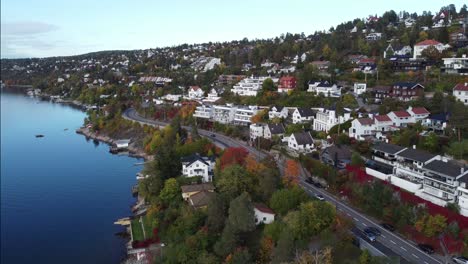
[123,108,444,264]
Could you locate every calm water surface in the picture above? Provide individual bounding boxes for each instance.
[1,93,141,264]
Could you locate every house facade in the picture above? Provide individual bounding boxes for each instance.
[231,76,279,96]
[313,109,351,132]
[181,154,215,182]
[292,108,315,124]
[278,76,297,93]
[254,203,275,225]
[442,56,468,75]
[268,106,289,120]
[413,39,448,59]
[349,118,375,140]
[453,83,468,105]
[307,81,341,97]
[353,83,367,95]
[188,86,204,99]
[234,106,259,126]
[288,132,314,153]
[391,82,424,101]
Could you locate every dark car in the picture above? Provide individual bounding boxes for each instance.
[305,177,314,184]
[452,256,468,264]
[364,227,381,236]
[210,134,216,137]
[313,182,323,188]
[363,229,376,242]
[418,244,434,254]
[381,223,395,232]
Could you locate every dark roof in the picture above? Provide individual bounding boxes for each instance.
[318,81,334,87]
[428,113,450,122]
[181,153,212,166]
[292,132,314,145]
[321,145,352,160]
[189,191,215,208]
[271,105,284,112]
[254,203,275,214]
[397,148,436,163]
[181,183,215,193]
[267,123,285,135]
[297,107,315,117]
[373,142,406,155]
[393,82,424,89]
[372,86,392,92]
[423,160,466,178]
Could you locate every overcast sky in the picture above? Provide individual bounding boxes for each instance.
[1,0,465,58]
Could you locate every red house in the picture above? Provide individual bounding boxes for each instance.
[278,76,297,93]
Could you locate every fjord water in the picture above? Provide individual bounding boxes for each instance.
[1,93,140,263]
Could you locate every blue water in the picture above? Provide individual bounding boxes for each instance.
[1,93,141,264]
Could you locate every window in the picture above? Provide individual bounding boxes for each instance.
[263,217,266,221]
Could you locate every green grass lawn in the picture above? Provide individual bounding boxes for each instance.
[131,218,145,241]
[142,216,154,239]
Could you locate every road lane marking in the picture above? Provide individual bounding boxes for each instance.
[381,235,386,238]
[412,254,419,259]
[424,262,429,264]
[347,213,351,216]
[400,247,407,251]
[362,222,367,226]
[390,240,396,244]
[353,218,359,222]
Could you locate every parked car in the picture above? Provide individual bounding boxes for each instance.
[210,134,216,137]
[313,182,323,188]
[381,223,395,232]
[417,244,434,254]
[363,229,376,242]
[452,256,468,264]
[315,194,325,201]
[364,227,381,236]
[305,177,314,184]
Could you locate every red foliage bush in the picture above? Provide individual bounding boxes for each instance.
[220,147,249,169]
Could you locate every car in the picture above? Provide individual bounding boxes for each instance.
[417,244,434,254]
[315,194,325,201]
[364,227,381,236]
[381,223,395,232]
[210,134,216,137]
[313,182,323,188]
[305,177,314,184]
[452,256,468,264]
[363,230,376,242]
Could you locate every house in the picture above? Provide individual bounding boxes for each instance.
[188,191,215,209]
[278,76,297,93]
[389,55,428,72]
[422,113,450,131]
[212,105,237,124]
[311,60,330,71]
[193,105,213,119]
[234,105,259,126]
[249,123,265,140]
[292,108,315,124]
[442,56,468,75]
[391,82,424,101]
[218,74,246,85]
[307,81,341,97]
[203,88,222,102]
[254,203,275,225]
[371,86,392,102]
[413,40,448,59]
[384,44,412,58]
[320,145,352,169]
[453,83,468,105]
[373,114,393,133]
[264,123,285,139]
[356,58,377,74]
[387,111,413,127]
[181,183,215,201]
[313,108,351,132]
[231,76,279,96]
[114,139,130,150]
[353,83,367,95]
[188,86,204,99]
[366,33,382,41]
[349,118,375,140]
[181,154,215,182]
[268,106,289,119]
[288,132,314,153]
[407,106,430,121]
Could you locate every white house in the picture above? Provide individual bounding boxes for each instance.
[162,94,182,102]
[288,132,314,153]
[366,32,382,41]
[181,154,215,182]
[307,81,341,97]
[387,111,414,127]
[407,106,430,122]
[254,203,275,225]
[453,83,468,105]
[353,83,367,95]
[114,139,130,149]
[231,76,279,96]
[269,106,289,120]
[188,86,204,99]
[193,105,213,119]
[249,123,265,140]
[234,106,259,126]
[349,118,375,140]
[312,109,351,132]
[413,39,449,59]
[292,108,315,124]
[373,114,393,132]
[264,123,285,140]
[442,56,468,75]
[212,105,237,124]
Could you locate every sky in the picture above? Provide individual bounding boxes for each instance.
[1,0,465,58]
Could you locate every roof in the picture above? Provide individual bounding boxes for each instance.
[311,60,330,65]
[181,153,212,167]
[357,118,374,126]
[254,203,275,214]
[292,132,314,145]
[424,159,466,178]
[317,81,334,87]
[189,191,215,208]
[397,148,436,163]
[372,142,406,155]
[181,183,215,193]
[280,76,296,81]
[391,111,411,118]
[267,123,285,135]
[428,112,450,122]
[454,83,468,91]
[359,58,376,64]
[189,86,201,91]
[410,107,430,115]
[321,145,352,160]
[374,115,392,122]
[393,82,424,89]
[415,39,442,46]
[297,107,315,117]
[270,105,284,112]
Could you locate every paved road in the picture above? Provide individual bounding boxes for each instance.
[123,108,444,264]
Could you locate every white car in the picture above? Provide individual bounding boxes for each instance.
[453,256,468,264]
[315,194,325,201]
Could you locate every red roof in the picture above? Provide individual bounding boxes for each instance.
[254,203,275,214]
[415,39,442,46]
[359,58,376,64]
[357,118,374,125]
[189,86,201,91]
[280,76,296,81]
[392,111,411,118]
[454,83,468,91]
[410,107,430,115]
[374,115,391,122]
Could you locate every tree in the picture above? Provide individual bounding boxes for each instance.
[294,247,333,264]
[250,109,268,124]
[283,159,300,187]
[214,224,239,257]
[350,152,365,167]
[262,78,276,92]
[159,178,180,205]
[154,143,181,179]
[216,164,253,200]
[206,193,226,233]
[422,132,440,153]
[228,192,255,233]
[269,187,309,216]
[227,248,253,264]
[359,249,371,264]
[450,102,468,142]
[220,147,249,169]
[258,236,274,263]
[415,214,447,237]
[271,229,295,264]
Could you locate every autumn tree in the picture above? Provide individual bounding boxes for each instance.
[415,214,447,237]
[258,237,274,263]
[269,187,309,216]
[206,193,227,233]
[271,229,295,264]
[220,147,249,169]
[216,164,253,200]
[250,109,268,123]
[283,159,300,187]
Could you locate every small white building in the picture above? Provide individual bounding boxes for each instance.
[453,83,468,105]
[212,105,237,124]
[292,108,315,124]
[407,106,430,122]
[307,81,341,97]
[231,76,279,97]
[234,105,259,126]
[353,83,367,95]
[188,86,204,99]
[254,203,275,225]
[442,56,468,75]
[249,123,265,140]
[288,132,314,153]
[349,118,375,140]
[413,39,449,59]
[388,111,414,127]
[268,106,289,120]
[114,139,130,149]
[181,154,215,183]
[193,105,213,119]
[313,109,351,132]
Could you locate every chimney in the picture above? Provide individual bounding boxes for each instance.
[413,145,416,149]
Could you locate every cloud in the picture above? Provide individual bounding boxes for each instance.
[1,21,59,35]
